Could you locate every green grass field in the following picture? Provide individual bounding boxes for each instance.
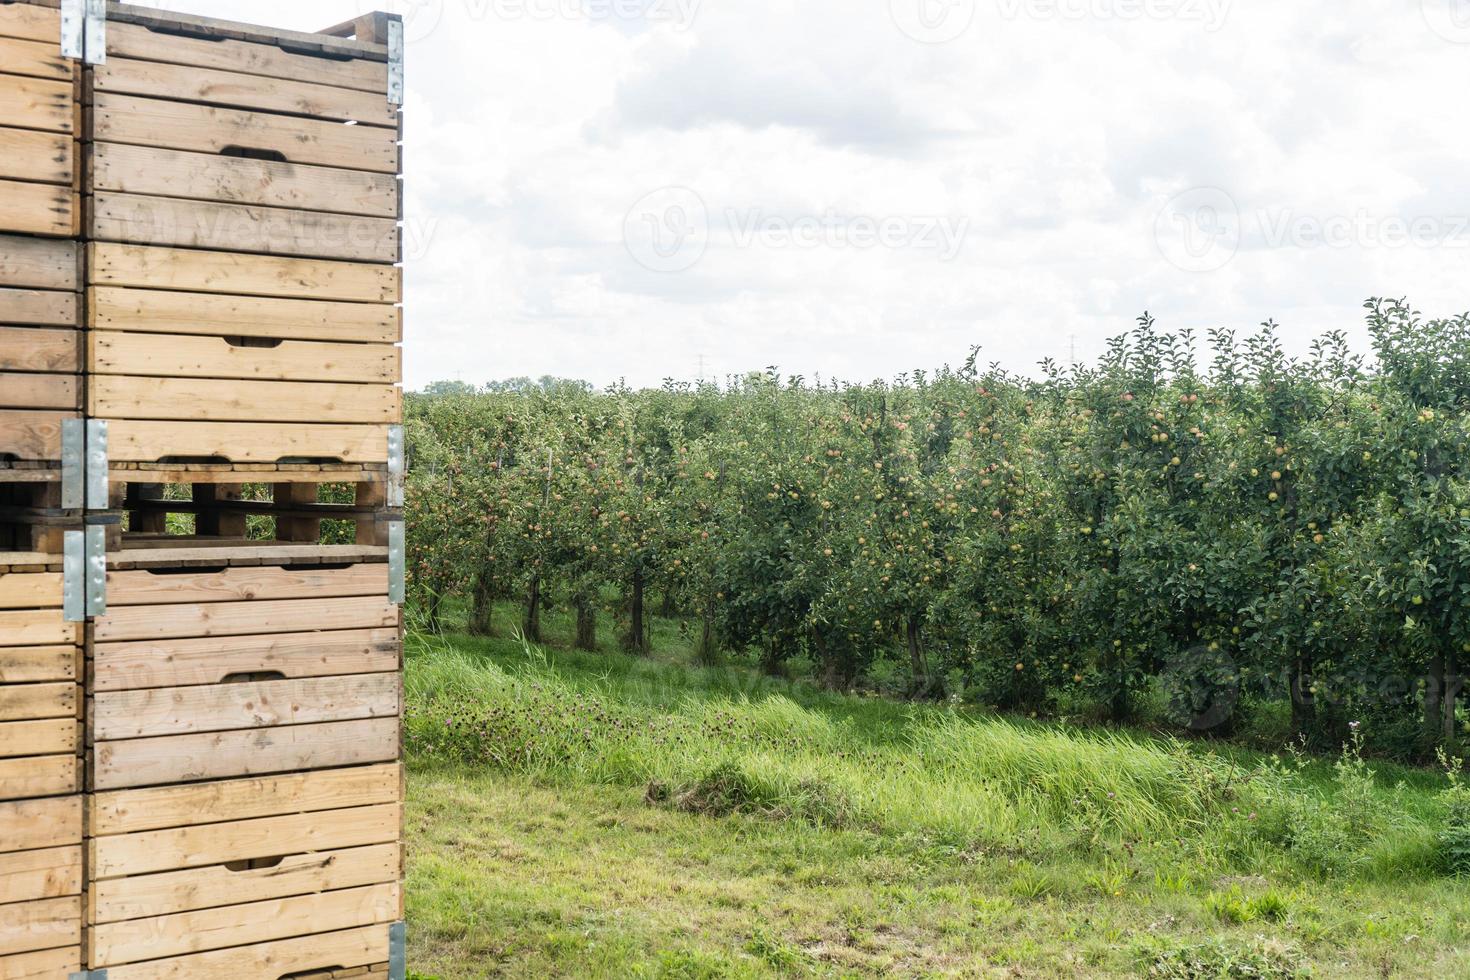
[403,604,1470,978]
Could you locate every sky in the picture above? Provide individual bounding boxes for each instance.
[134,0,1470,389]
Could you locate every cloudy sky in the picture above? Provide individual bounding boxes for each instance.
[147,0,1470,389]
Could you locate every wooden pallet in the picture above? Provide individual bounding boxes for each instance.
[0,3,79,240]
[0,562,84,979]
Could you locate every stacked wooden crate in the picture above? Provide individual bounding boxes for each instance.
[3,3,408,977]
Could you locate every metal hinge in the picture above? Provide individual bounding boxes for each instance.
[60,0,105,64]
[387,424,405,508]
[386,18,404,105]
[87,419,109,510]
[61,419,84,509]
[388,921,407,980]
[63,525,108,621]
[86,524,107,617]
[70,971,107,980]
[388,521,405,604]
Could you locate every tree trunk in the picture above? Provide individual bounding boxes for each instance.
[1445,648,1461,749]
[695,596,718,666]
[425,590,444,634]
[523,576,542,644]
[660,588,677,619]
[907,616,932,699]
[623,566,648,654]
[574,594,597,651]
[1291,651,1316,742]
[759,638,785,677]
[468,569,495,636]
[1427,652,1447,751]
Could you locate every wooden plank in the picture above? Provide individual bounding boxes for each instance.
[0,74,71,134]
[106,564,389,606]
[0,37,73,82]
[108,4,388,62]
[0,754,77,799]
[0,5,58,44]
[0,646,78,684]
[0,409,73,461]
[92,59,399,128]
[0,846,81,903]
[100,924,389,980]
[0,178,75,237]
[0,572,60,610]
[92,841,399,923]
[0,945,81,980]
[91,93,400,174]
[0,128,73,184]
[90,801,401,876]
[0,327,77,373]
[90,882,399,966]
[89,286,399,343]
[91,142,398,217]
[94,596,397,642]
[0,372,77,411]
[91,717,400,789]
[90,244,401,303]
[0,682,77,721]
[0,289,76,327]
[93,628,399,692]
[106,21,387,93]
[103,420,393,465]
[0,610,75,647]
[89,762,401,834]
[89,192,400,263]
[0,235,77,291]
[91,376,401,425]
[92,332,398,384]
[0,718,76,758]
[0,895,79,957]
[0,797,81,853]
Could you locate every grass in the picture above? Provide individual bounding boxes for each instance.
[404,601,1470,977]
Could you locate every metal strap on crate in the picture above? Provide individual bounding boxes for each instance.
[388,521,406,604]
[60,0,106,64]
[387,424,406,508]
[87,419,110,510]
[69,972,107,980]
[389,920,407,980]
[61,419,85,510]
[65,526,107,621]
[387,17,404,105]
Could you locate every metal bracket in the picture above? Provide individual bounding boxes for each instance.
[386,18,404,105]
[388,920,407,980]
[70,971,107,980]
[61,0,105,63]
[387,424,405,508]
[61,419,85,509]
[86,524,108,618]
[63,530,85,622]
[86,420,109,510]
[388,521,405,604]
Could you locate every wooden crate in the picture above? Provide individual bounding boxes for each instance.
[0,559,83,979]
[0,3,79,239]
[1,235,82,469]
[82,9,404,471]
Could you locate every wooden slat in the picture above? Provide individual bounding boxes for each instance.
[0,5,58,44]
[0,718,76,758]
[90,882,399,966]
[91,842,400,923]
[90,244,400,303]
[0,327,78,372]
[0,572,60,610]
[0,610,76,647]
[91,93,400,174]
[92,59,399,127]
[0,372,77,411]
[92,143,399,217]
[0,128,73,184]
[0,289,76,327]
[89,192,400,263]
[92,332,398,383]
[0,945,81,980]
[90,802,401,876]
[103,419,393,464]
[91,375,401,424]
[94,596,398,642]
[107,565,389,606]
[0,74,72,134]
[0,178,75,237]
[0,895,79,957]
[92,672,399,739]
[106,21,388,93]
[0,409,72,460]
[92,628,400,691]
[0,846,81,903]
[108,4,388,60]
[90,717,400,789]
[89,763,401,834]
[0,646,78,684]
[0,754,77,799]
[0,235,77,291]
[0,37,73,82]
[0,682,77,721]
[0,796,81,852]
[89,286,400,343]
[100,924,389,980]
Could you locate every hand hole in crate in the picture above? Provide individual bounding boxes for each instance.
[222,335,286,349]
[220,145,290,163]
[225,854,287,871]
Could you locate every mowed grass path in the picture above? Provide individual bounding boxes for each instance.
[404,606,1470,978]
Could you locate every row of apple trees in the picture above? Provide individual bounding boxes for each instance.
[404,300,1470,758]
